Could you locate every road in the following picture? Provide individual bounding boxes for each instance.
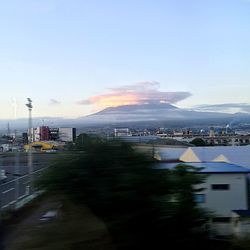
[0,153,58,210]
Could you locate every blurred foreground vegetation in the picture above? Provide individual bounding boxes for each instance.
[6,195,114,250]
[36,134,221,250]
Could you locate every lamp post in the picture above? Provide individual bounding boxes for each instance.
[26,98,33,193]
[14,148,20,205]
[26,98,33,140]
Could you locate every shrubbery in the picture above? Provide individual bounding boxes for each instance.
[37,134,210,250]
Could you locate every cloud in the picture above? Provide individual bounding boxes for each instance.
[49,99,61,105]
[77,81,192,109]
[193,103,250,114]
[108,81,160,92]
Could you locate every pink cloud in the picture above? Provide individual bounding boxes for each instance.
[77,81,191,110]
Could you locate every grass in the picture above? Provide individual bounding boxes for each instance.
[6,197,115,250]
[1,193,48,225]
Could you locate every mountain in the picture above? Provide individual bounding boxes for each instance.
[80,103,236,124]
[1,103,249,132]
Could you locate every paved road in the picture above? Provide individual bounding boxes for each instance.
[0,153,58,210]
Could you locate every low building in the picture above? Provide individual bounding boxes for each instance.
[40,126,50,141]
[26,127,76,142]
[0,144,11,152]
[114,128,131,137]
[156,162,250,236]
[202,135,250,146]
[58,128,76,142]
[49,128,59,141]
[24,141,64,152]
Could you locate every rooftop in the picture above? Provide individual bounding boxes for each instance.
[188,146,250,168]
[156,162,250,174]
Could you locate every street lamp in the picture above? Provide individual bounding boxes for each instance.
[26,98,33,140]
[26,98,33,193]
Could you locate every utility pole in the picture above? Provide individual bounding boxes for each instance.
[26,98,33,194]
[14,150,20,204]
[7,122,10,137]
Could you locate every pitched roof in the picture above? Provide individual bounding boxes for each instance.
[187,146,250,168]
[156,162,250,173]
[154,147,186,161]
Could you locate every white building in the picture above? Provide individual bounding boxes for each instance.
[31,127,40,142]
[114,128,131,137]
[58,128,76,142]
[0,144,11,152]
[157,161,250,236]
[28,127,76,143]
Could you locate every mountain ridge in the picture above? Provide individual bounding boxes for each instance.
[81,103,243,123]
[1,103,250,131]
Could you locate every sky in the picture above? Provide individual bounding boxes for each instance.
[0,0,250,119]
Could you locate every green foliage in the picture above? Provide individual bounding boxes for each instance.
[230,237,250,250]
[8,199,115,250]
[191,138,206,146]
[75,133,104,149]
[169,164,208,238]
[37,135,209,249]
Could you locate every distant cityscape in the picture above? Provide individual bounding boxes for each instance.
[1,115,250,239]
[1,119,250,153]
[0,125,76,152]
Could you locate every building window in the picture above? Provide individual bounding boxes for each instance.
[212,217,231,223]
[211,184,230,190]
[194,194,206,203]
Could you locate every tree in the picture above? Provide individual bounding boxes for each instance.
[191,138,206,146]
[169,164,209,242]
[37,136,209,250]
[75,133,104,149]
